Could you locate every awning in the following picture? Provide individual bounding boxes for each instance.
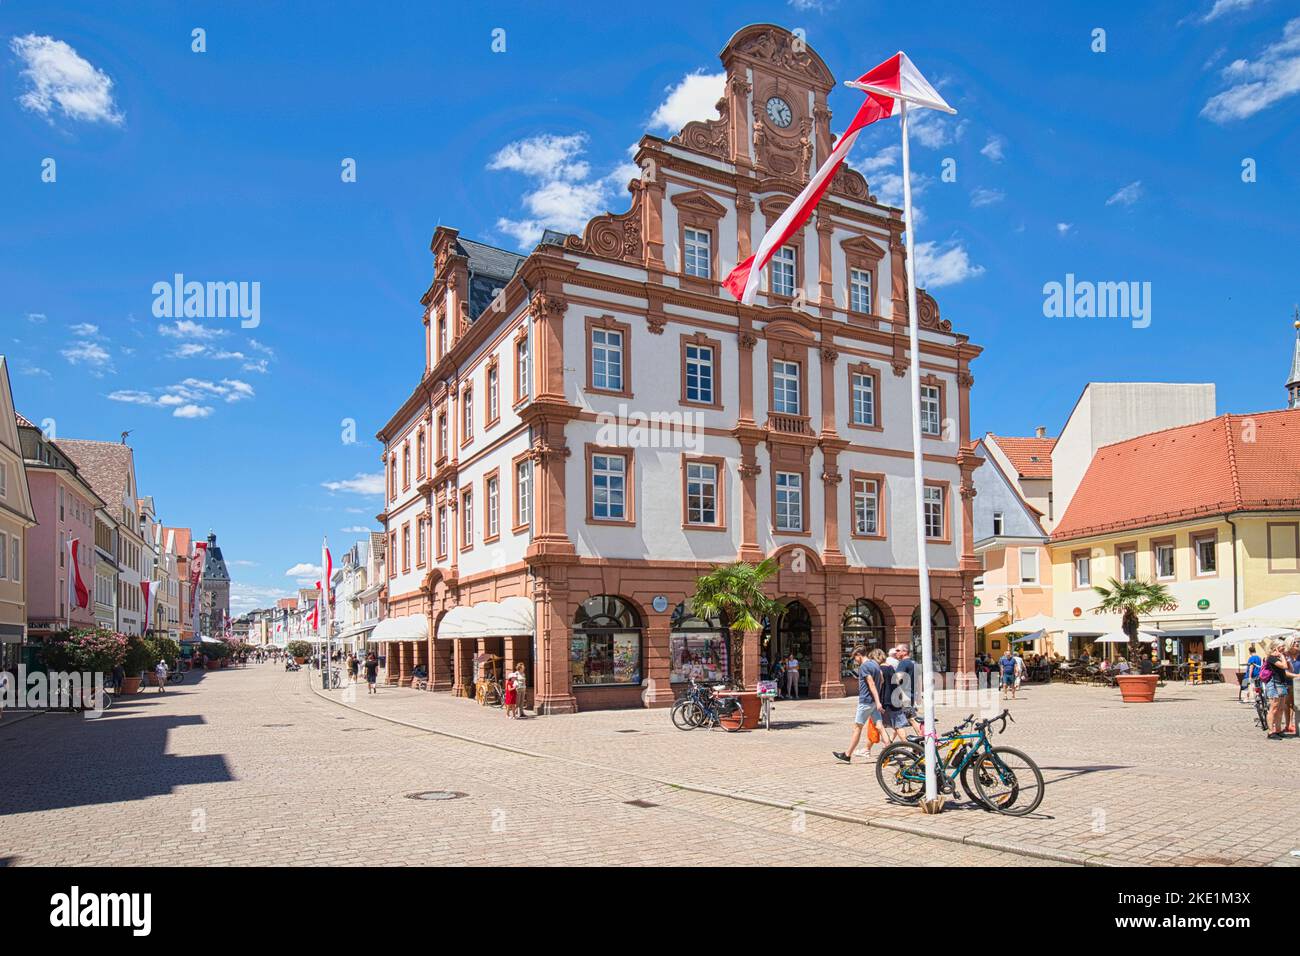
[437,596,534,640]
[1009,629,1046,644]
[1207,626,1300,651]
[1095,631,1157,644]
[990,613,1069,635]
[974,610,1008,631]
[199,636,224,645]
[370,615,429,644]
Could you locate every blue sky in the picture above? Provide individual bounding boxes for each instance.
[3,0,1298,611]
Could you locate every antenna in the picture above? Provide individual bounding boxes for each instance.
[120,430,131,444]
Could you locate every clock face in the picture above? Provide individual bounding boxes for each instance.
[765,96,793,129]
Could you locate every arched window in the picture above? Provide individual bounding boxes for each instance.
[571,595,641,687]
[669,602,729,684]
[841,599,886,676]
[911,603,951,673]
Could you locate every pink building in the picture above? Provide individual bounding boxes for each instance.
[16,415,104,636]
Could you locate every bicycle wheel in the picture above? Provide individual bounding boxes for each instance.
[960,761,996,811]
[671,700,697,731]
[718,698,745,732]
[171,672,185,684]
[876,742,925,805]
[972,747,1044,816]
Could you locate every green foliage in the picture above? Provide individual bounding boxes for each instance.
[123,633,157,673]
[203,639,233,660]
[42,627,128,674]
[1092,577,1178,661]
[286,640,313,659]
[690,559,781,634]
[154,636,181,668]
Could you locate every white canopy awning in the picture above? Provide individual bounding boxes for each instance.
[1207,626,1300,651]
[370,615,429,644]
[1094,631,1157,644]
[974,610,1008,630]
[990,613,1069,635]
[437,596,534,640]
[1215,594,1300,630]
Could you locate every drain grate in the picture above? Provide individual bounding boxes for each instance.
[624,799,659,809]
[406,790,467,801]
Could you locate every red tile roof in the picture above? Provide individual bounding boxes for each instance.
[990,435,1056,479]
[277,598,297,611]
[1052,409,1300,541]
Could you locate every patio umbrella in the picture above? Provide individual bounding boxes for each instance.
[1206,626,1299,651]
[1094,631,1156,643]
[990,613,1068,635]
[1214,593,1300,630]
[1009,629,1046,644]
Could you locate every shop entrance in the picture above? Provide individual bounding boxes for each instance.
[762,601,813,697]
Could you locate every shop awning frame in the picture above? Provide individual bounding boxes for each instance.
[437,596,534,640]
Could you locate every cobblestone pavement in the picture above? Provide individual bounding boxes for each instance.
[310,673,1300,867]
[0,665,1046,867]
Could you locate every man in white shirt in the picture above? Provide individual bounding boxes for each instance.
[154,659,169,694]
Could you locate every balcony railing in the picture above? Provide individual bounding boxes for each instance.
[766,412,812,436]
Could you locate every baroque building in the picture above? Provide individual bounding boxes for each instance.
[375,25,982,712]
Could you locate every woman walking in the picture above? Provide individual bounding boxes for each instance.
[363,652,379,695]
[1262,640,1296,739]
[784,652,800,700]
[509,662,527,719]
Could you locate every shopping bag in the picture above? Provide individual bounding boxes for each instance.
[866,717,881,745]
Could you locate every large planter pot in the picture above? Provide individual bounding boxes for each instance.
[294,657,306,665]
[1116,674,1158,703]
[120,676,142,695]
[207,660,222,670]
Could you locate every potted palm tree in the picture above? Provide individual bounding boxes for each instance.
[1092,577,1177,702]
[690,558,782,693]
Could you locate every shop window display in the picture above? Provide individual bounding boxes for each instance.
[571,595,642,687]
[669,601,730,683]
[841,598,886,677]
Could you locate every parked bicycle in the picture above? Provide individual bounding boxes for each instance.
[670,679,744,732]
[875,709,1044,815]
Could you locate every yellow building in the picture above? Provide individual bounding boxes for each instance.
[1049,408,1300,669]
[0,357,37,670]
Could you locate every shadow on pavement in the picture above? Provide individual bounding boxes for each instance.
[0,712,233,815]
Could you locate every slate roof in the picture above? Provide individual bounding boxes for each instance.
[1052,409,1300,541]
[456,237,525,321]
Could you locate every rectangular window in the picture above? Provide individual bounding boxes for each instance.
[1119,547,1137,582]
[402,443,411,488]
[770,245,796,297]
[685,461,718,526]
[0,532,7,579]
[11,536,19,582]
[1194,535,1217,575]
[853,477,879,536]
[992,512,1004,536]
[920,385,942,436]
[974,553,985,589]
[591,328,624,392]
[1155,542,1175,579]
[1019,548,1039,585]
[462,388,473,442]
[515,460,532,530]
[486,475,500,539]
[416,430,426,478]
[774,472,803,532]
[487,364,500,424]
[923,485,944,539]
[516,338,530,401]
[772,360,801,415]
[417,518,427,566]
[389,532,397,577]
[592,454,627,521]
[1074,553,1091,588]
[0,461,6,497]
[461,491,474,549]
[402,525,411,572]
[438,413,448,461]
[683,227,711,279]
[438,316,448,359]
[851,372,875,426]
[684,344,715,405]
[438,506,448,558]
[849,267,873,313]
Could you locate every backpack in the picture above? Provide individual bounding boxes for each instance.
[1259,659,1274,682]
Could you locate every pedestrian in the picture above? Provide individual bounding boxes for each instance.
[893,644,923,735]
[1013,648,1026,693]
[154,658,169,694]
[1243,644,1262,703]
[111,662,126,696]
[509,661,527,719]
[363,652,379,695]
[784,651,800,700]
[999,649,1016,700]
[1287,638,1300,735]
[877,649,910,744]
[1261,640,1296,739]
[347,654,358,684]
[833,645,883,764]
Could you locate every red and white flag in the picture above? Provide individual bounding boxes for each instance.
[320,539,332,627]
[67,538,89,611]
[141,581,154,632]
[723,52,952,305]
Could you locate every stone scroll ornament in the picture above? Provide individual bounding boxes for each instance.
[722,52,952,305]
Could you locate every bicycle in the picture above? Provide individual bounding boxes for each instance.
[1253,684,1270,732]
[875,709,1044,816]
[670,679,744,732]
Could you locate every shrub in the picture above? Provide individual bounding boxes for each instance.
[286,640,312,659]
[123,634,157,673]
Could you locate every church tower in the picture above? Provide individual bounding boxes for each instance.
[200,530,231,637]
[1287,309,1300,410]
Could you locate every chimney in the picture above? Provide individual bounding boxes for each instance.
[1034,425,1047,439]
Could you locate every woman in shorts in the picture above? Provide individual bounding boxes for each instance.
[1263,640,1296,739]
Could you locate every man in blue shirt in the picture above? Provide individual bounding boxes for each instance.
[833,645,883,764]
[999,650,1016,700]
[1243,645,1263,703]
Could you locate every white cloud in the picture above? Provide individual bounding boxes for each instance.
[970,187,1005,207]
[1105,180,1143,206]
[1056,222,1073,235]
[61,340,113,370]
[18,365,50,377]
[648,71,725,131]
[107,389,156,405]
[980,135,1006,162]
[158,320,227,340]
[849,144,927,223]
[171,343,209,359]
[10,34,124,126]
[1200,0,1257,23]
[230,581,288,614]
[248,339,275,356]
[908,110,952,149]
[69,322,99,336]
[26,312,47,323]
[322,473,385,496]
[340,526,373,534]
[1201,17,1300,122]
[172,403,212,419]
[914,240,985,288]
[242,359,270,374]
[285,562,323,578]
[490,133,634,249]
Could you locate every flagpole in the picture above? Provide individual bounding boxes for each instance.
[898,99,939,807]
